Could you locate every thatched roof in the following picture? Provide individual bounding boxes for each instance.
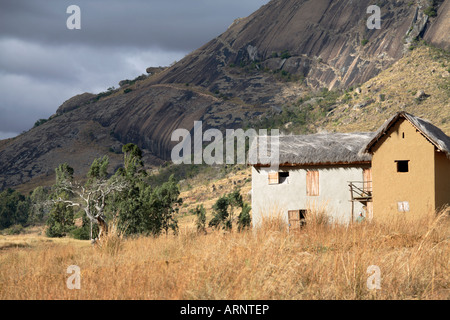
[249,132,374,167]
[359,112,450,159]
[249,112,450,167]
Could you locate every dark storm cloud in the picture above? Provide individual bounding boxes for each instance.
[0,0,269,139]
[0,0,268,51]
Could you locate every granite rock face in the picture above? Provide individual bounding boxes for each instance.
[423,0,450,50]
[154,0,441,90]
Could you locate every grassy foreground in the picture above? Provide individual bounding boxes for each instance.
[0,210,448,300]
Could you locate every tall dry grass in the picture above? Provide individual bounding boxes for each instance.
[0,208,448,300]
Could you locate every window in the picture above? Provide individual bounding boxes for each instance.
[398,201,410,212]
[279,172,289,184]
[396,160,409,173]
[268,171,289,185]
[268,172,279,185]
[306,170,319,196]
[288,210,307,231]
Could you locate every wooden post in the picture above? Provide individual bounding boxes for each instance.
[349,183,354,223]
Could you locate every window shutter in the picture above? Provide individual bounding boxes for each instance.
[288,210,301,232]
[268,172,279,185]
[363,168,372,193]
[306,170,319,196]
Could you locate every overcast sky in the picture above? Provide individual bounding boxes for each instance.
[0,0,269,140]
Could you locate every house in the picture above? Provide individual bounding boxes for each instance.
[249,112,450,229]
[249,132,374,228]
[359,112,450,220]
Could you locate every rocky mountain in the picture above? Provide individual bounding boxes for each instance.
[0,0,449,191]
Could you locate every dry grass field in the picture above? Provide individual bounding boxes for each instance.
[0,207,448,300]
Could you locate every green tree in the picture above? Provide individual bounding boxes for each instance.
[237,203,252,231]
[87,155,109,182]
[122,143,144,175]
[112,144,152,235]
[112,180,150,235]
[46,194,74,238]
[28,186,50,224]
[209,188,251,231]
[52,160,127,240]
[150,174,182,236]
[46,164,76,237]
[55,163,74,189]
[0,188,30,230]
[192,204,207,234]
[209,195,230,230]
[114,144,182,237]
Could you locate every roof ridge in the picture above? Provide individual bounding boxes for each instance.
[359,112,450,159]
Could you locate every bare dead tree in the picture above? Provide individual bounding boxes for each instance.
[53,176,128,241]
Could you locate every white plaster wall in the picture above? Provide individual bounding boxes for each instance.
[251,165,369,227]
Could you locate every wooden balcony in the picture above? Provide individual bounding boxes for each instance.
[349,181,373,203]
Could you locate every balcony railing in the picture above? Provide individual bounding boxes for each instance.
[348,181,372,202]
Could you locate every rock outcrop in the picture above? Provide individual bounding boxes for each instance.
[56,93,96,115]
[153,0,440,90]
[423,0,450,50]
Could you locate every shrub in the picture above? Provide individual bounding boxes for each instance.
[124,88,133,94]
[95,89,115,101]
[237,203,252,231]
[5,224,24,235]
[280,50,291,59]
[0,188,30,230]
[209,189,250,231]
[191,205,207,234]
[424,6,437,17]
[71,215,98,240]
[33,119,48,128]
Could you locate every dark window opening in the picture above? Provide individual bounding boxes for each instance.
[300,209,307,220]
[279,172,289,184]
[396,160,409,173]
[402,132,405,139]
